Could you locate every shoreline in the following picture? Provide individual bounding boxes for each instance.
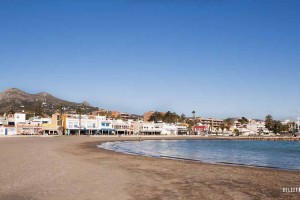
[1,134,299,141]
[82,136,300,199]
[90,134,300,141]
[95,136,300,172]
[97,139,300,172]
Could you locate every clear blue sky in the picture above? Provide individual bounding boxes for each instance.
[0,0,299,120]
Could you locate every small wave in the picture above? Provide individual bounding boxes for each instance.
[98,140,300,171]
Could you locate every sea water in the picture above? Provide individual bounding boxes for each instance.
[99,139,300,171]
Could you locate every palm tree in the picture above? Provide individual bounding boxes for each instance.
[56,104,65,135]
[76,107,82,135]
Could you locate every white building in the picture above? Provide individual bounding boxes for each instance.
[160,123,177,135]
[28,117,51,126]
[65,115,114,135]
[65,115,97,135]
[0,126,17,136]
[112,120,132,135]
[176,125,189,135]
[134,122,180,135]
[97,116,114,134]
[14,113,26,124]
[134,122,162,135]
[247,120,266,134]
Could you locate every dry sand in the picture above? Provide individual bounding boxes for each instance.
[0,136,299,200]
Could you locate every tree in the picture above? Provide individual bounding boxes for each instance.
[163,111,180,123]
[220,123,225,132]
[149,111,164,122]
[186,118,196,128]
[6,110,15,115]
[288,122,297,133]
[180,113,186,122]
[149,111,181,123]
[233,128,240,136]
[265,114,274,131]
[223,118,233,130]
[238,117,248,124]
[115,115,122,120]
[273,120,282,134]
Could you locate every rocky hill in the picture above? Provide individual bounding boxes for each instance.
[0,88,97,116]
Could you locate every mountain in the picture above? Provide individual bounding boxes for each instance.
[0,88,98,116]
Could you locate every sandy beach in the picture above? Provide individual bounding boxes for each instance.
[0,136,299,200]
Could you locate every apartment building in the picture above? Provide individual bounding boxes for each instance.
[65,114,97,135]
[112,120,132,135]
[134,122,162,135]
[134,122,182,135]
[195,117,223,130]
[64,115,114,135]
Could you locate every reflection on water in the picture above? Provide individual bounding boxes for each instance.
[99,140,300,171]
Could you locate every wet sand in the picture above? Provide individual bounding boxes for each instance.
[0,136,299,200]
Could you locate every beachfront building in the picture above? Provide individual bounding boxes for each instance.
[193,117,223,131]
[193,125,209,135]
[0,125,16,136]
[134,122,162,135]
[16,124,43,135]
[52,113,63,126]
[42,124,62,135]
[112,120,132,135]
[176,125,189,135]
[97,118,114,135]
[236,128,256,136]
[64,115,115,135]
[64,114,98,135]
[247,120,266,135]
[160,123,178,135]
[134,122,179,135]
